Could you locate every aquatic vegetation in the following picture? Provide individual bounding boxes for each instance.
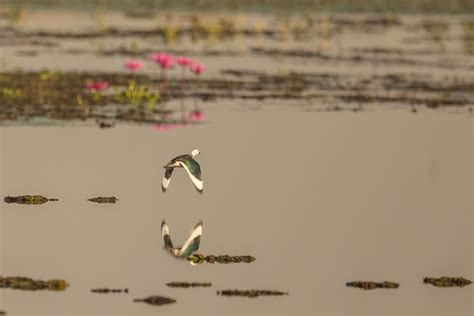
[133,295,176,306]
[176,56,193,78]
[206,21,221,44]
[176,57,193,67]
[423,277,472,288]
[164,26,178,45]
[39,70,61,81]
[87,197,118,203]
[0,276,69,291]
[162,149,203,194]
[422,20,449,52]
[0,70,470,125]
[85,81,109,91]
[94,4,106,32]
[190,63,205,75]
[114,80,160,108]
[151,52,175,114]
[129,41,139,53]
[0,87,22,99]
[166,282,211,288]
[85,80,109,101]
[91,288,128,293]
[217,289,288,298]
[346,281,400,290]
[462,22,474,55]
[189,63,206,122]
[151,53,174,70]
[124,60,143,72]
[5,4,24,27]
[189,110,205,122]
[4,195,58,205]
[187,254,256,265]
[161,219,202,257]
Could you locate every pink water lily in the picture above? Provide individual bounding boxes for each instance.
[125,60,143,72]
[151,53,174,69]
[190,63,205,75]
[85,80,109,92]
[189,110,205,122]
[176,56,193,67]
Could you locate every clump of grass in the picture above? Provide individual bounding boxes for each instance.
[0,87,22,98]
[114,80,160,108]
[462,21,474,55]
[39,70,61,81]
[6,4,24,27]
[423,20,449,52]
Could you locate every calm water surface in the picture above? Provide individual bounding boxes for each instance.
[0,109,472,315]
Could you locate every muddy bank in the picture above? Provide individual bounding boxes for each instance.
[1,70,471,126]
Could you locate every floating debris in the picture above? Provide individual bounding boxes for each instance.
[133,295,176,306]
[87,197,118,203]
[187,254,256,265]
[91,288,129,293]
[0,310,6,315]
[346,281,400,290]
[423,277,472,288]
[0,276,69,291]
[4,195,58,205]
[217,289,288,298]
[166,282,211,288]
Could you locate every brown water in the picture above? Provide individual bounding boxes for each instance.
[1,108,472,315]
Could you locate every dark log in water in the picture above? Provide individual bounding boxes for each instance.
[87,197,119,203]
[346,281,400,290]
[91,288,129,293]
[0,276,69,291]
[217,289,288,298]
[166,282,212,288]
[187,254,256,265]
[3,195,58,205]
[423,277,472,288]
[133,296,176,306]
[0,310,6,315]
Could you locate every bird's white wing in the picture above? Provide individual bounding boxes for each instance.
[161,219,174,249]
[178,221,203,257]
[162,168,174,193]
[178,160,203,193]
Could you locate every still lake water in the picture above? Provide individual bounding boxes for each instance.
[0,108,472,315]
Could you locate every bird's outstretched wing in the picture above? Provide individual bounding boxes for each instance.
[178,159,203,194]
[161,219,174,249]
[161,168,174,193]
[178,221,202,257]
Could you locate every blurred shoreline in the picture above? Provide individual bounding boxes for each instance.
[1,0,474,14]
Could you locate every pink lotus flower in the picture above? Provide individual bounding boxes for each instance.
[151,53,174,69]
[176,56,192,67]
[189,110,205,122]
[190,63,205,75]
[85,80,109,91]
[125,60,143,72]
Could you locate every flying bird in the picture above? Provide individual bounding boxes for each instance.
[162,148,203,194]
[161,219,203,258]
